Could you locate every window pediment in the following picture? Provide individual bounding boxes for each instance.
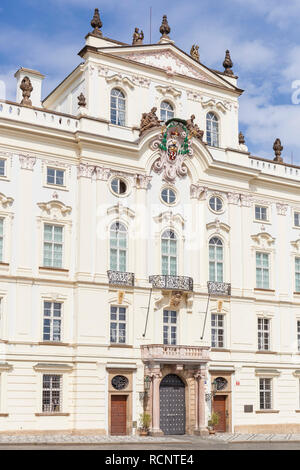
[0,192,14,209]
[37,200,72,220]
[201,98,230,114]
[106,74,134,90]
[153,211,185,229]
[156,85,181,99]
[291,239,300,253]
[107,203,135,220]
[251,232,275,248]
[206,220,230,233]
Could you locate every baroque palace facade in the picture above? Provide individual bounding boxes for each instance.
[0,9,300,435]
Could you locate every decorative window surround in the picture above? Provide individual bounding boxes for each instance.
[33,363,73,373]
[201,98,231,114]
[255,369,280,377]
[106,74,135,90]
[156,85,182,99]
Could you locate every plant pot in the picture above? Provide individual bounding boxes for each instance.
[208,428,216,435]
[139,430,149,436]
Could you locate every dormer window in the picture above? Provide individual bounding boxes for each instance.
[160,101,174,122]
[110,89,125,126]
[206,112,219,147]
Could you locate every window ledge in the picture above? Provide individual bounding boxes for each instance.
[254,220,271,224]
[38,342,70,346]
[256,350,277,354]
[35,413,70,417]
[39,266,69,273]
[254,289,275,293]
[211,348,231,352]
[109,344,133,348]
[255,410,279,414]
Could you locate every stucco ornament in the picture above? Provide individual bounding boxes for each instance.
[151,119,193,184]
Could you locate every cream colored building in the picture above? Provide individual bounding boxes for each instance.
[0,10,300,435]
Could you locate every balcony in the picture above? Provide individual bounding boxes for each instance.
[149,275,193,292]
[107,270,135,287]
[207,281,231,296]
[141,344,210,364]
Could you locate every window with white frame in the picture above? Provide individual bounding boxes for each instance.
[110,88,125,126]
[255,205,268,221]
[211,313,225,348]
[0,218,3,262]
[297,320,300,352]
[256,252,270,289]
[163,309,177,345]
[161,229,177,276]
[258,317,270,351]
[294,212,300,227]
[0,159,5,177]
[110,222,127,272]
[43,224,63,268]
[296,258,300,292]
[110,306,126,344]
[160,101,174,122]
[43,302,62,342]
[209,237,223,282]
[206,112,219,147]
[46,167,65,186]
[42,374,62,413]
[259,378,272,409]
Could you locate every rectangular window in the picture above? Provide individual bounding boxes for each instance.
[163,309,177,345]
[256,252,270,289]
[258,318,270,351]
[296,258,300,292]
[211,314,224,348]
[294,212,300,227]
[43,302,62,342]
[0,159,5,177]
[255,205,268,221]
[43,224,63,268]
[110,306,126,344]
[46,167,65,186]
[259,378,272,410]
[42,374,62,413]
[0,219,3,262]
[297,321,300,352]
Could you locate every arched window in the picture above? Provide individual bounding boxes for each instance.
[110,222,127,272]
[206,112,219,147]
[110,89,125,126]
[160,101,174,122]
[209,237,223,282]
[162,229,177,276]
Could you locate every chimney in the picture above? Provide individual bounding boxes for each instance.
[14,68,45,108]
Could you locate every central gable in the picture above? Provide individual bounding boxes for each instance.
[105,45,234,88]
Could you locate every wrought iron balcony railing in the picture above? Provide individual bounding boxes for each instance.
[107,270,135,287]
[207,281,231,296]
[149,275,193,292]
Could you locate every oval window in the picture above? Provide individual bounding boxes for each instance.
[161,187,176,205]
[111,178,127,195]
[209,196,223,212]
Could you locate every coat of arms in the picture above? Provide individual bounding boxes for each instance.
[151,119,193,184]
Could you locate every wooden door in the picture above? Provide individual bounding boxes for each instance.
[111,395,127,435]
[213,395,226,432]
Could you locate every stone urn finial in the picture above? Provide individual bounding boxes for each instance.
[20,76,33,106]
[273,138,283,162]
[190,44,200,62]
[159,15,171,39]
[223,49,234,76]
[78,93,86,108]
[91,8,103,37]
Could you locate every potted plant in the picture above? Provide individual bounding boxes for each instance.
[207,412,219,434]
[138,412,151,436]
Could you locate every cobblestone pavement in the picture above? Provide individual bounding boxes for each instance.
[0,432,300,445]
[206,432,300,442]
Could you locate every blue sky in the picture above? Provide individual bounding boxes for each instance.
[1,0,300,163]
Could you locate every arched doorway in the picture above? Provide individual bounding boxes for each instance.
[159,374,185,435]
